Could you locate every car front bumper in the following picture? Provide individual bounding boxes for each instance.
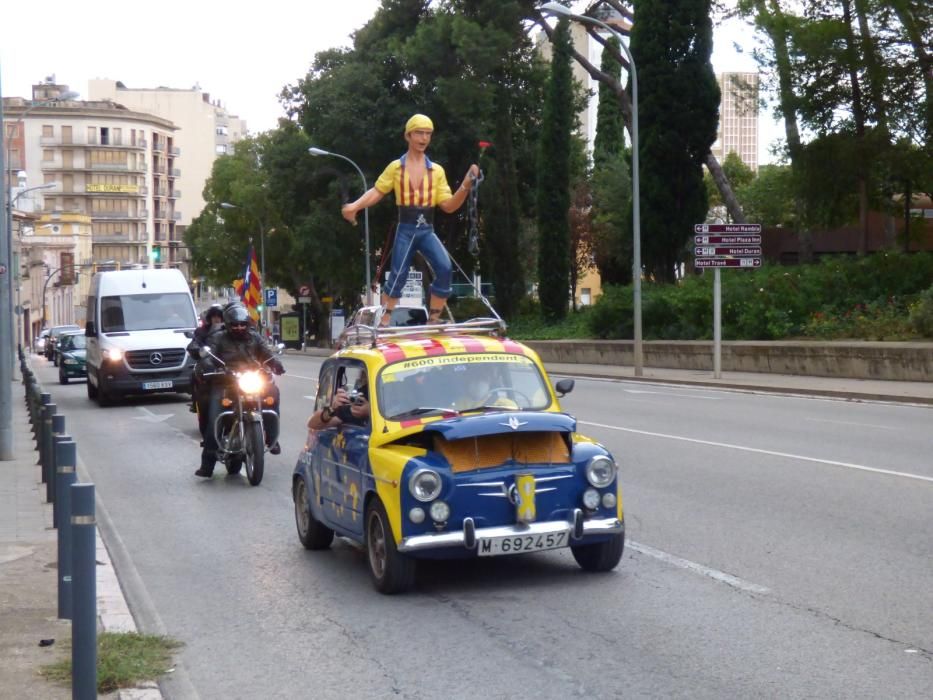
[397,511,624,553]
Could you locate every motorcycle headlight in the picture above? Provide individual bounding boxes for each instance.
[237,371,264,394]
[409,469,442,502]
[585,456,616,488]
[105,348,123,362]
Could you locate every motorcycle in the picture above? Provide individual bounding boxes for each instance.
[200,347,283,486]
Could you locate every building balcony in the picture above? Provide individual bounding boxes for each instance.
[152,142,164,153]
[171,146,181,156]
[85,183,144,196]
[152,165,166,175]
[172,212,182,220]
[169,190,180,199]
[138,138,148,149]
[171,168,181,177]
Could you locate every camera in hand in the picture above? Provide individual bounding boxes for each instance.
[348,389,365,406]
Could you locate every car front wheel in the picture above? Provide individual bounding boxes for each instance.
[571,532,625,572]
[366,498,416,594]
[294,478,334,550]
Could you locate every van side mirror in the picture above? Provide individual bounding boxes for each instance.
[85,321,97,338]
[554,378,575,397]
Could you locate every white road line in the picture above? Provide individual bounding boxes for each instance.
[284,373,318,381]
[579,420,933,484]
[629,541,771,594]
[624,388,722,400]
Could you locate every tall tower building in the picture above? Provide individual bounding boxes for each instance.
[712,72,760,171]
[88,79,247,233]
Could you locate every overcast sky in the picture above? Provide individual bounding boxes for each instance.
[3,1,774,160]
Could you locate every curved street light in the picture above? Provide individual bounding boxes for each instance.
[308,147,372,304]
[540,2,643,376]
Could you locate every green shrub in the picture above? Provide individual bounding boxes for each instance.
[586,284,633,339]
[909,285,933,337]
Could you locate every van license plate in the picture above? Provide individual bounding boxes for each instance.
[477,530,569,556]
[142,381,173,390]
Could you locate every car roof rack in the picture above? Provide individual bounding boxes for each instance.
[337,317,508,350]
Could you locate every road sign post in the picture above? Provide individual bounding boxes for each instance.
[694,223,764,378]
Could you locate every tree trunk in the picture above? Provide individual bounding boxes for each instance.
[842,0,869,256]
[705,153,746,223]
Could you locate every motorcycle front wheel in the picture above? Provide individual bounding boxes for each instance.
[244,421,265,486]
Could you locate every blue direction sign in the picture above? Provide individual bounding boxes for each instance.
[264,287,278,307]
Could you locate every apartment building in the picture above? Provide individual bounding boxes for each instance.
[4,81,181,271]
[88,79,247,232]
[712,72,760,171]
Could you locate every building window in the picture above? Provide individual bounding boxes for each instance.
[581,288,592,306]
[62,125,72,144]
[42,124,54,137]
[100,127,110,145]
[112,127,122,145]
[42,149,54,161]
[216,125,228,136]
[215,144,227,155]
[87,127,97,144]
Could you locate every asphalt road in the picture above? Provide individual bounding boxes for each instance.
[34,356,933,700]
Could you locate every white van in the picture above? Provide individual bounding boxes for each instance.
[85,268,198,405]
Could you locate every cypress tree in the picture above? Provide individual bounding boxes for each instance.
[631,0,719,282]
[536,17,574,321]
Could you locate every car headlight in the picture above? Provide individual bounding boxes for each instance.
[585,455,616,488]
[409,469,442,502]
[63,358,78,365]
[105,348,123,362]
[582,488,600,510]
[237,371,264,394]
[409,507,425,524]
[429,500,450,523]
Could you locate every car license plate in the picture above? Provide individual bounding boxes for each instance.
[477,530,569,557]
[142,380,173,390]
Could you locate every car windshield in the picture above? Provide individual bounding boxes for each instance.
[378,353,552,420]
[100,293,196,332]
[61,334,86,350]
[51,326,79,338]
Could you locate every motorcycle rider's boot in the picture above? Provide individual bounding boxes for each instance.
[269,442,281,455]
[195,458,214,478]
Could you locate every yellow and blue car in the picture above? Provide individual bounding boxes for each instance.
[292,319,624,593]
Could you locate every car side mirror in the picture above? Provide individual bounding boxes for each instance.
[554,378,575,397]
[85,321,97,338]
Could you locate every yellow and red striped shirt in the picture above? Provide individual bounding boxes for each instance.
[374,155,453,208]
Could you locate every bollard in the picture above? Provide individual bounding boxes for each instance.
[35,392,51,447]
[71,483,97,700]
[51,432,71,523]
[47,415,66,501]
[40,404,57,484]
[55,441,77,620]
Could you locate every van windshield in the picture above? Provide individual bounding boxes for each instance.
[100,293,196,332]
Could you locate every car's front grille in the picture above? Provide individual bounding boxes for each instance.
[435,431,571,473]
[125,348,186,370]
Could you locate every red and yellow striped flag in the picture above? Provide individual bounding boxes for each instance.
[233,245,261,324]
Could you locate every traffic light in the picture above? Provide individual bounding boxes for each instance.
[152,246,161,263]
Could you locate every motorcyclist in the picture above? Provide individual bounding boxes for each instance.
[195,303,285,478]
[187,304,224,426]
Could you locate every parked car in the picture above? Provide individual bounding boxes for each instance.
[57,332,87,384]
[34,329,50,355]
[292,318,625,594]
[45,324,81,362]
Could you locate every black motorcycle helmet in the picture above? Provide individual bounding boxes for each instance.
[223,303,251,339]
[202,304,224,325]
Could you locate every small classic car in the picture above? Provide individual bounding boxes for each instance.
[292,319,624,593]
[57,331,87,384]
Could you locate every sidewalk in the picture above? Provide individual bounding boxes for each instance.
[0,384,160,699]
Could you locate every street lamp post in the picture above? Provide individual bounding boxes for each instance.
[220,202,268,332]
[540,2,643,376]
[11,183,58,348]
[308,147,372,305]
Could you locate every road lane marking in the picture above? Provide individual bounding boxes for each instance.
[579,420,933,484]
[806,417,899,430]
[133,407,173,423]
[629,541,771,594]
[283,373,318,381]
[624,388,722,400]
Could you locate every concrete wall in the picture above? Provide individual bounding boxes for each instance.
[523,340,933,382]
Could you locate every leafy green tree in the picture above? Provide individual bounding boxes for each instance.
[631,0,720,282]
[536,17,574,321]
[705,151,755,220]
[591,33,632,285]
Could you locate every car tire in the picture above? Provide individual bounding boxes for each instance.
[59,368,68,385]
[293,478,334,550]
[571,531,625,572]
[366,498,416,594]
[86,373,98,400]
[96,375,115,407]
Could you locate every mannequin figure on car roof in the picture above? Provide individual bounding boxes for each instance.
[194,303,285,478]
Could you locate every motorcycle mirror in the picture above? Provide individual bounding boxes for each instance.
[199,347,209,358]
